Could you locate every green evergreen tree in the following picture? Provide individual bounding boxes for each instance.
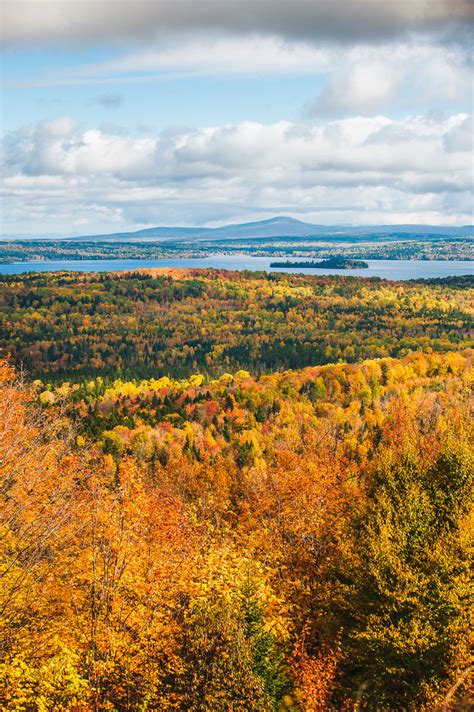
[327,439,472,709]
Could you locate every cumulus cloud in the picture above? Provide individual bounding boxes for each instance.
[307,44,471,117]
[309,61,400,117]
[443,115,473,152]
[2,113,471,234]
[2,0,472,47]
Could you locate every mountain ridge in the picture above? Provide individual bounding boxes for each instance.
[56,216,474,242]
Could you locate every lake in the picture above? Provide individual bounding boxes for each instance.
[0,256,472,280]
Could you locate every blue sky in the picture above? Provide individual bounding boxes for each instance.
[3,63,326,133]
[1,1,472,236]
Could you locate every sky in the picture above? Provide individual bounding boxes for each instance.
[1,0,473,237]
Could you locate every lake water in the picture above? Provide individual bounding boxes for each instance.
[0,256,473,280]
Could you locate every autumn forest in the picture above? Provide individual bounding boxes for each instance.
[0,268,473,711]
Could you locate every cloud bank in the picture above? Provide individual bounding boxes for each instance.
[2,1,471,234]
[3,0,472,47]
[2,114,471,234]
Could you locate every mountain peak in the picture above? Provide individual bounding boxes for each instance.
[259,216,307,225]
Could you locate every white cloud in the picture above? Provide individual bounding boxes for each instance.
[307,44,471,116]
[87,37,330,78]
[310,61,400,117]
[443,115,473,152]
[8,36,330,89]
[2,113,472,234]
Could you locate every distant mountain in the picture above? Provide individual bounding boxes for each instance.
[65,217,474,242]
[210,216,322,238]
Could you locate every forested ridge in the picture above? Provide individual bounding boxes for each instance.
[0,269,473,710]
[1,270,472,379]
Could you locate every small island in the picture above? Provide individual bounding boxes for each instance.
[270,257,370,269]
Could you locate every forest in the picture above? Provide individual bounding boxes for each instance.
[1,268,473,710]
[1,270,472,380]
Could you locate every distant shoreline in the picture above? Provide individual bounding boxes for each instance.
[0,257,472,281]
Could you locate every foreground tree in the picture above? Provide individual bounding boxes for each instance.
[327,432,473,709]
[0,361,90,708]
